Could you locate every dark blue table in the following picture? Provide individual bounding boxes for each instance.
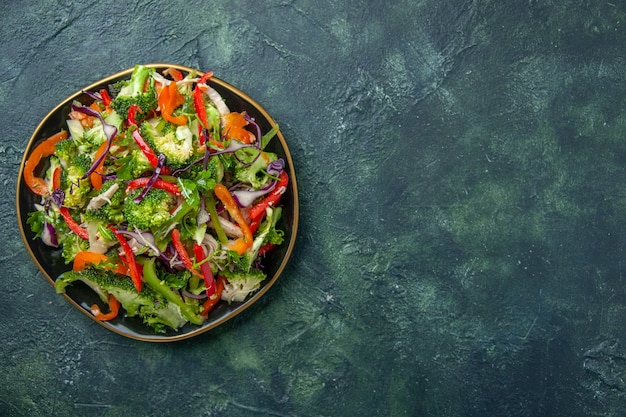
[2,1,626,416]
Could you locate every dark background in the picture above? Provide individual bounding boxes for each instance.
[3,1,626,416]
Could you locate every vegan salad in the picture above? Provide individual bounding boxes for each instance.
[23,65,288,333]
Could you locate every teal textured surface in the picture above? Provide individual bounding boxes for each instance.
[3,1,626,416]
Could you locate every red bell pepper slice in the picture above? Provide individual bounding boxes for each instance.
[248,170,289,233]
[99,88,112,107]
[109,225,143,292]
[193,71,213,129]
[125,177,181,195]
[127,104,139,126]
[257,243,276,258]
[23,130,68,196]
[198,70,213,85]
[171,228,202,278]
[201,275,225,316]
[130,129,172,176]
[193,243,216,297]
[59,207,89,240]
[52,166,62,190]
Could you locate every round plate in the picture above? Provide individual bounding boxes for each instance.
[16,64,299,342]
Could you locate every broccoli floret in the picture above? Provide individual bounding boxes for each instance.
[140,121,196,169]
[60,233,89,264]
[177,155,224,185]
[61,154,93,208]
[54,138,78,167]
[220,268,267,303]
[115,148,153,180]
[142,302,189,333]
[84,180,125,226]
[233,148,278,189]
[123,188,176,231]
[109,65,158,121]
[55,267,188,332]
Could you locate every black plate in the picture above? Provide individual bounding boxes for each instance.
[16,64,299,342]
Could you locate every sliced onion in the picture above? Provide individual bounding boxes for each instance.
[117,228,161,256]
[231,160,283,207]
[41,222,58,247]
[267,158,285,177]
[197,195,210,225]
[158,245,184,270]
[151,72,171,86]
[232,186,275,207]
[82,90,102,102]
[86,182,120,211]
[204,85,230,117]
[181,289,208,300]
[211,139,255,155]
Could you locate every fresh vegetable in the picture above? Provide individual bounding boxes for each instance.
[25,66,288,334]
[91,294,120,321]
[59,207,89,240]
[248,169,289,232]
[59,153,93,208]
[139,121,195,170]
[158,81,187,125]
[109,225,143,292]
[56,267,190,332]
[213,183,253,255]
[123,188,176,231]
[24,130,68,196]
[109,64,158,122]
[220,268,267,304]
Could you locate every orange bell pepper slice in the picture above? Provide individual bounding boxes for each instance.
[73,251,109,271]
[163,67,183,81]
[89,140,109,190]
[213,184,253,254]
[158,81,187,125]
[90,294,120,321]
[222,112,255,144]
[72,251,129,276]
[23,130,68,196]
